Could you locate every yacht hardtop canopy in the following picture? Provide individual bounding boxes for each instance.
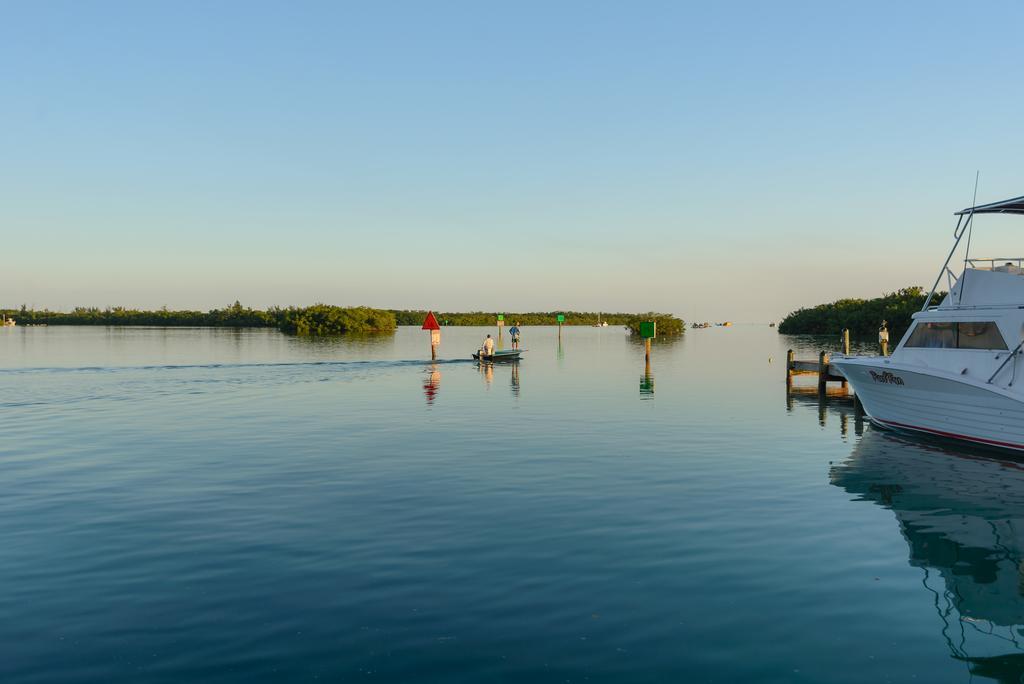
[956,194,1024,216]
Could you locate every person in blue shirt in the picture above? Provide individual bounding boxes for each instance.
[509,321,521,349]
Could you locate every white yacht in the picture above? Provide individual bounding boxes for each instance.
[833,194,1024,451]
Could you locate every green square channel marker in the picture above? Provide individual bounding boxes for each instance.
[557,314,565,323]
[497,314,504,321]
[639,321,656,339]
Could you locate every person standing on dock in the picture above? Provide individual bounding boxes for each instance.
[509,321,521,350]
[483,334,495,357]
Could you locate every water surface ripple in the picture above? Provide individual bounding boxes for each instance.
[1,326,1019,683]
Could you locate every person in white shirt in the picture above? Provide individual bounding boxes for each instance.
[482,334,495,357]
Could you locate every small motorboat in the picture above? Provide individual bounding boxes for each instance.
[473,349,524,362]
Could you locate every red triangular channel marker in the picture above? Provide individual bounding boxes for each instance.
[422,311,441,330]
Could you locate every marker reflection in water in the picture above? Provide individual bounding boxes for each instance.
[639,356,654,399]
[422,363,441,405]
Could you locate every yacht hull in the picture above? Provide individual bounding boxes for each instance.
[833,359,1024,451]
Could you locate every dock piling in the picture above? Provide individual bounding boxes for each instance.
[818,351,829,395]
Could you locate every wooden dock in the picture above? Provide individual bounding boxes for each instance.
[786,328,851,396]
[784,328,887,418]
[786,349,847,389]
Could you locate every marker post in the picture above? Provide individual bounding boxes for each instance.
[639,321,656,363]
[639,321,656,397]
[422,311,441,359]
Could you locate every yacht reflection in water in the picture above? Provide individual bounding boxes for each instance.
[832,430,1024,681]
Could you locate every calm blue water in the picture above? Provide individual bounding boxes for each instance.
[2,325,1022,683]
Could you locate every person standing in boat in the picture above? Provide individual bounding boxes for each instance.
[509,321,521,350]
[482,334,495,358]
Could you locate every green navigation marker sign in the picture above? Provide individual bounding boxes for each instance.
[557,314,565,323]
[497,314,504,322]
[639,321,656,339]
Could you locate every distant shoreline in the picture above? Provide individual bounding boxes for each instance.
[2,306,685,335]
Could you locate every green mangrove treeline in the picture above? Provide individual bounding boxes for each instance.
[778,287,936,339]
[3,303,683,336]
[3,302,396,335]
[278,305,396,335]
[5,302,276,328]
[391,310,684,334]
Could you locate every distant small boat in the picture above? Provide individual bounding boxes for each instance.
[1,315,15,328]
[473,349,524,361]
[769,322,776,328]
[593,312,608,327]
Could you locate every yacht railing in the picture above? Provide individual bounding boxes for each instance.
[965,257,1024,272]
[923,262,1024,310]
[988,339,1024,385]
[943,266,958,292]
[922,194,1024,310]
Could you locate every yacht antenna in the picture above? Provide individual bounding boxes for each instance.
[958,171,980,305]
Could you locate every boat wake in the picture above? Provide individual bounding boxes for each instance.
[0,357,476,376]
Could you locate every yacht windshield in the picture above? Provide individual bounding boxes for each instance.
[905,321,1008,350]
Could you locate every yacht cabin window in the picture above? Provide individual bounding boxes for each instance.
[905,321,1008,350]
[957,321,1009,349]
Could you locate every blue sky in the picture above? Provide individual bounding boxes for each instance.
[3,1,1023,320]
